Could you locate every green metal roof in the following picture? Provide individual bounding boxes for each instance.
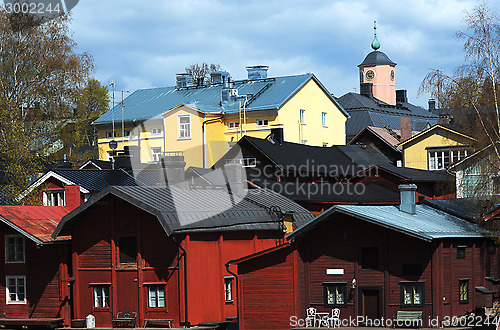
[94,73,348,125]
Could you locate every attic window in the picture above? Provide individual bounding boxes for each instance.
[43,190,65,206]
[457,245,466,259]
[5,235,24,263]
[177,114,191,139]
[118,237,137,264]
[256,119,268,127]
[227,122,239,129]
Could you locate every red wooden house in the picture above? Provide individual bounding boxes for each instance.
[51,184,313,328]
[234,185,499,330]
[0,185,82,328]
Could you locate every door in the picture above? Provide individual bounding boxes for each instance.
[359,287,382,325]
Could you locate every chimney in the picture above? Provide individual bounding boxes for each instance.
[176,73,194,88]
[360,83,373,98]
[400,117,412,142]
[246,65,269,80]
[270,127,284,145]
[210,71,230,84]
[159,152,186,186]
[428,99,436,112]
[64,185,82,211]
[223,162,245,196]
[396,89,408,103]
[399,184,417,215]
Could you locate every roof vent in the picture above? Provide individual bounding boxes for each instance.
[176,73,194,88]
[246,65,269,80]
[210,71,230,85]
[399,184,417,215]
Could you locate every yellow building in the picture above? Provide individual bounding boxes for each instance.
[399,124,475,170]
[93,66,349,168]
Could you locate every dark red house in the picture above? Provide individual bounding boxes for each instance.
[52,184,313,328]
[234,185,499,330]
[0,185,82,328]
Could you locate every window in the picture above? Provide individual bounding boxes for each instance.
[118,237,136,264]
[299,110,305,124]
[322,112,327,127]
[226,158,256,168]
[227,122,239,129]
[148,286,166,308]
[361,247,379,270]
[93,285,110,308]
[457,245,466,259]
[124,130,134,137]
[323,282,347,307]
[6,276,25,304]
[151,147,162,162]
[151,128,162,135]
[323,143,328,147]
[400,282,424,306]
[459,279,469,304]
[106,131,116,138]
[428,148,469,170]
[224,276,234,303]
[256,119,268,127]
[301,140,307,145]
[44,190,65,206]
[177,114,191,139]
[5,235,24,263]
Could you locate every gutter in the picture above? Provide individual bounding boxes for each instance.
[202,115,223,168]
[172,236,189,327]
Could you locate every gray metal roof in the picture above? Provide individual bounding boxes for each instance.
[358,51,396,67]
[287,204,490,242]
[94,74,348,125]
[53,185,314,238]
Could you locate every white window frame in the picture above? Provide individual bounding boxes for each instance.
[227,122,240,129]
[299,109,306,124]
[151,147,162,162]
[177,114,191,140]
[6,276,26,304]
[150,128,162,135]
[256,119,268,127]
[5,235,25,263]
[226,158,256,168]
[301,140,307,145]
[224,276,234,303]
[322,112,327,127]
[106,132,116,139]
[428,148,469,171]
[93,285,110,308]
[124,130,134,137]
[147,285,166,308]
[43,190,65,207]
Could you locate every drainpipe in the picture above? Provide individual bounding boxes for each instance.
[225,261,239,328]
[202,116,223,168]
[172,236,189,327]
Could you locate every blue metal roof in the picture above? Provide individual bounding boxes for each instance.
[287,204,490,241]
[94,74,348,125]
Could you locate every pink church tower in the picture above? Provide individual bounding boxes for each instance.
[358,21,396,105]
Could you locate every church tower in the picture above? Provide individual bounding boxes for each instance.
[358,21,396,105]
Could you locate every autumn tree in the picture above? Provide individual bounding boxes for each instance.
[0,9,94,201]
[185,63,223,86]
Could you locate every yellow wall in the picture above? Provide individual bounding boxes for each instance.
[277,78,346,146]
[402,128,474,170]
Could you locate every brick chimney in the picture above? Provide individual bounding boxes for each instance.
[64,185,82,211]
[400,117,412,142]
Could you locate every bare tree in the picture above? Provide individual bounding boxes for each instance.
[185,63,223,86]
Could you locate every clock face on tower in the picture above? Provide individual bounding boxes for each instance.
[390,69,395,81]
[365,69,375,81]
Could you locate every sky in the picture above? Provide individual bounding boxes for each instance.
[67,0,500,109]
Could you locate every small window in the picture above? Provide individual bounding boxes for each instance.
[301,140,307,145]
[119,237,137,264]
[227,122,240,129]
[148,286,166,308]
[459,279,469,304]
[44,190,65,206]
[299,110,305,124]
[323,142,328,147]
[226,158,256,168]
[400,282,424,306]
[151,128,162,135]
[106,132,116,138]
[224,276,234,303]
[256,119,268,127]
[177,114,191,139]
[93,285,110,308]
[5,235,24,263]
[322,112,327,127]
[124,130,134,137]
[488,244,496,255]
[151,147,162,162]
[323,282,347,307]
[361,247,379,270]
[6,276,26,304]
[457,246,466,259]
